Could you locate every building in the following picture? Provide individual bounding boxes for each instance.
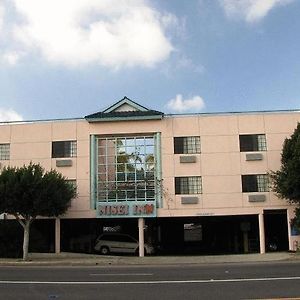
[1,97,300,256]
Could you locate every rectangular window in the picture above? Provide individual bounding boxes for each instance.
[175,176,202,194]
[239,134,267,152]
[0,144,10,160]
[242,174,269,192]
[52,141,77,158]
[66,179,77,192]
[174,136,200,154]
[96,136,156,202]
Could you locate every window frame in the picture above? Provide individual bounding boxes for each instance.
[174,136,201,154]
[239,134,267,152]
[66,179,77,193]
[52,140,77,158]
[241,174,269,193]
[0,143,10,160]
[96,135,156,202]
[175,176,202,195]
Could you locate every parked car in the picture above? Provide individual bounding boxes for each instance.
[94,233,155,255]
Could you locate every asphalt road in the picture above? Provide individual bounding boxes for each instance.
[1,261,300,299]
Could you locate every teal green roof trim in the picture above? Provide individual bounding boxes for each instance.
[86,114,163,123]
[85,96,164,122]
[164,108,300,117]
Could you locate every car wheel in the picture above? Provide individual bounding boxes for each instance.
[100,246,110,255]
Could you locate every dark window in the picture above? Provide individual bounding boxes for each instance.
[242,174,269,192]
[174,137,200,154]
[66,179,77,193]
[175,176,202,194]
[52,141,77,158]
[0,143,10,160]
[100,234,115,241]
[118,235,136,243]
[101,234,136,243]
[239,134,267,152]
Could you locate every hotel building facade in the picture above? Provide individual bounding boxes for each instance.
[1,97,300,256]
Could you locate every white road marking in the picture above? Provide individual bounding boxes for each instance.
[1,276,300,285]
[89,273,153,276]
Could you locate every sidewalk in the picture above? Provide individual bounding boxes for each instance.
[0,252,299,266]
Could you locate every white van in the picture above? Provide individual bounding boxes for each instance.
[94,233,155,255]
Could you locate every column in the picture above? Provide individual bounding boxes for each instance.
[258,213,265,254]
[55,218,61,254]
[138,218,145,257]
[287,209,292,251]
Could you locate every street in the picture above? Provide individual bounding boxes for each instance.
[1,261,300,299]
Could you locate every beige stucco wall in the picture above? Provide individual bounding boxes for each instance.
[158,111,300,220]
[1,110,300,224]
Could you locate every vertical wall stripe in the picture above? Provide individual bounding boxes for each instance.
[155,132,162,208]
[90,135,97,210]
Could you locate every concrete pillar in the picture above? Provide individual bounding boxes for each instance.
[287,209,292,251]
[55,218,61,254]
[138,218,145,257]
[258,213,265,254]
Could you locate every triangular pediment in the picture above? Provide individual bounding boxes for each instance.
[103,97,148,113]
[85,96,163,122]
[113,103,138,112]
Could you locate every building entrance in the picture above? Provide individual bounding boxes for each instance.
[156,215,260,255]
[264,209,289,252]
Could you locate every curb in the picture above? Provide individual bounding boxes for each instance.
[0,252,298,267]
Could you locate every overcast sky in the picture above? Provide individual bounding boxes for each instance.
[0,0,299,121]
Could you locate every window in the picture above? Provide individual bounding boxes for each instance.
[97,136,156,202]
[174,136,200,154]
[175,176,202,194]
[239,134,267,152]
[242,174,269,192]
[0,144,10,160]
[66,179,77,192]
[52,141,77,158]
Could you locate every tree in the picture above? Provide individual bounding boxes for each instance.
[271,123,300,228]
[0,163,76,260]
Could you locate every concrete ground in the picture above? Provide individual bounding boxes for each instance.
[0,252,299,266]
